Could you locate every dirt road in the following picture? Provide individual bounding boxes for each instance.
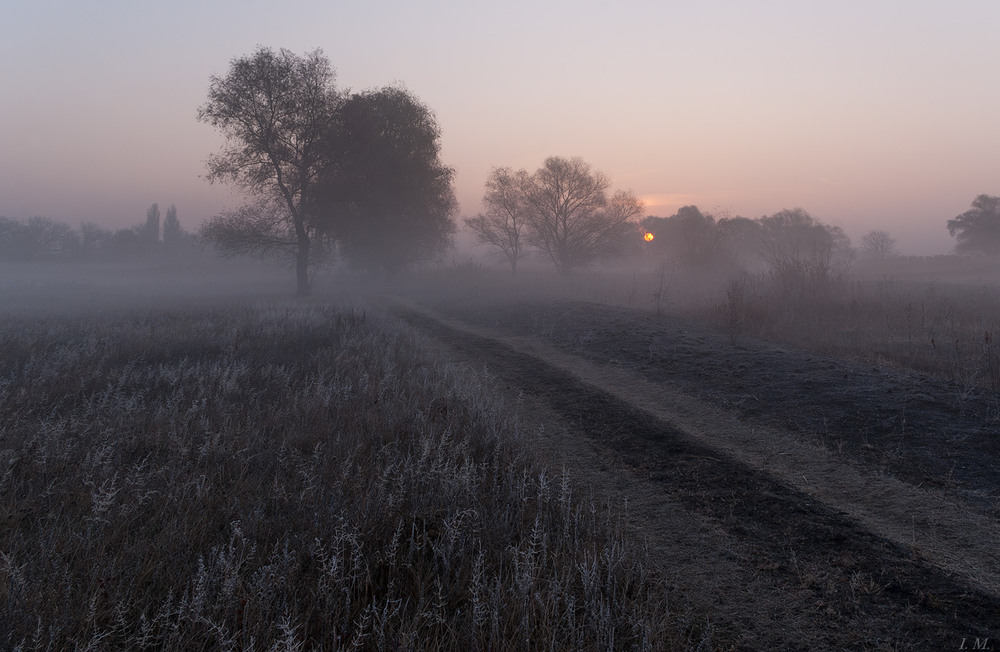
[390,297,999,650]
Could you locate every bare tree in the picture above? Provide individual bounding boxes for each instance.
[199,199,295,258]
[521,156,643,274]
[464,167,530,276]
[758,208,852,299]
[860,230,896,258]
[197,47,340,295]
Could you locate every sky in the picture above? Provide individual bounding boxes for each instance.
[1,1,998,255]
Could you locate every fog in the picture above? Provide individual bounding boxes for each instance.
[4,222,1000,648]
[0,261,266,316]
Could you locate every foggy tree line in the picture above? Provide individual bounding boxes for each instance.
[198,47,456,295]
[0,203,192,262]
[196,48,999,293]
[143,203,186,249]
[636,195,998,288]
[640,206,856,272]
[465,185,1000,279]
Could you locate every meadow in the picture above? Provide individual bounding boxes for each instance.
[3,253,999,649]
[0,280,702,650]
[449,255,1000,395]
[399,256,1000,647]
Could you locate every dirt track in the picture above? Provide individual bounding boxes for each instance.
[389,297,999,651]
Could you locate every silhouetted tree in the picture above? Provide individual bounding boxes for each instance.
[718,216,765,267]
[758,208,852,299]
[199,200,297,259]
[642,206,729,267]
[464,167,530,276]
[107,227,144,258]
[79,222,113,258]
[675,206,724,266]
[860,230,896,258]
[510,156,642,274]
[947,194,1000,255]
[144,203,160,244]
[314,86,456,273]
[198,47,340,295]
[0,217,18,259]
[162,204,183,250]
[0,216,78,261]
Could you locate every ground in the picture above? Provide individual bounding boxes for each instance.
[389,292,1000,650]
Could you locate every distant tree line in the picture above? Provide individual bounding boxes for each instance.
[641,206,853,269]
[632,206,857,300]
[191,46,1000,295]
[0,203,193,262]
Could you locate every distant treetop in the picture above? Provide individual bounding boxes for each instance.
[948,194,1000,255]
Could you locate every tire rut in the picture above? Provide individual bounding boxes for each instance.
[391,302,999,651]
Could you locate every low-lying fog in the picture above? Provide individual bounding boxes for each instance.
[3,247,999,321]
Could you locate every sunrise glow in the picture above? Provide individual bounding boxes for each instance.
[0,2,997,255]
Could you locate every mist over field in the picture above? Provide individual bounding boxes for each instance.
[3,221,1000,648]
[3,1,1000,647]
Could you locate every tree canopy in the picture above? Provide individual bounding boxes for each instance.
[198,47,339,295]
[198,48,456,287]
[463,167,530,276]
[641,206,727,267]
[524,157,643,273]
[860,230,896,258]
[314,87,456,273]
[947,194,1000,255]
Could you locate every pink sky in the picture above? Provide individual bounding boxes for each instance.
[1,1,997,255]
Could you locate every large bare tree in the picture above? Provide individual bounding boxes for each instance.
[520,156,643,274]
[464,167,531,276]
[197,47,340,295]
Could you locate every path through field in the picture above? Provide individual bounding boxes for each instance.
[388,297,999,650]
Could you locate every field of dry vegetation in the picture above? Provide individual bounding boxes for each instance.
[2,255,999,649]
[0,288,702,650]
[476,255,1000,395]
[391,256,1000,647]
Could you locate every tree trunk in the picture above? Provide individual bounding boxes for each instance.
[296,232,311,296]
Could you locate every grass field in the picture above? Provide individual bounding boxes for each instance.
[0,291,704,650]
[5,255,999,649]
[448,255,1000,395]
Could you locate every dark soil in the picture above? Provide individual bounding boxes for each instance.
[391,295,1000,650]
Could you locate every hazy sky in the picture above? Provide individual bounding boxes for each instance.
[2,1,997,254]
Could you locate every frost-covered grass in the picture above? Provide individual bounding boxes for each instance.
[0,300,700,650]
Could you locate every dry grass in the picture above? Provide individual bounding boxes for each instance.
[473,256,1000,395]
[714,271,1000,394]
[0,299,704,650]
